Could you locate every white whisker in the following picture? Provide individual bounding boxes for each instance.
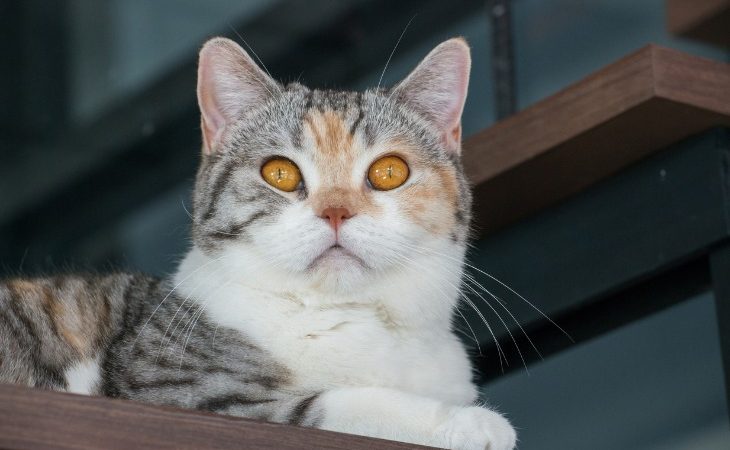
[390,251,507,370]
[376,14,416,90]
[463,272,543,360]
[131,253,225,350]
[401,240,573,342]
[226,22,274,79]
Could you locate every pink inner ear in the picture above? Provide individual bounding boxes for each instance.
[196,37,278,156]
[197,50,228,155]
[445,124,462,155]
[199,100,227,156]
[200,106,226,155]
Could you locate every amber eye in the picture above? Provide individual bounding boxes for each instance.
[368,155,409,191]
[261,158,302,192]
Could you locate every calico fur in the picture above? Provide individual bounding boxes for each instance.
[0,37,516,450]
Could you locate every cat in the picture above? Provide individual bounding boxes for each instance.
[0,37,517,450]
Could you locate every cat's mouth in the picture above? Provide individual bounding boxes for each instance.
[308,244,369,270]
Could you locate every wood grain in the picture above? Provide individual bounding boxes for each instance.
[0,383,436,450]
[462,44,730,235]
[666,0,730,48]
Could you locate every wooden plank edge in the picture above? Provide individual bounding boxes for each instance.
[462,45,657,185]
[666,0,730,48]
[462,45,730,235]
[0,383,435,450]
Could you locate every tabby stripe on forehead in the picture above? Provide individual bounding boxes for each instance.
[349,92,364,136]
[197,394,277,412]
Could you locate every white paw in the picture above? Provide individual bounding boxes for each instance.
[434,406,517,450]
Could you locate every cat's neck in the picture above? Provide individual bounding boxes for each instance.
[173,245,462,331]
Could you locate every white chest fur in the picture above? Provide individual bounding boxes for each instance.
[174,248,477,406]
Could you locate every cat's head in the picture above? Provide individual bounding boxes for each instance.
[191,37,472,297]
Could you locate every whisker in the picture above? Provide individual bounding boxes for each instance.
[380,252,483,355]
[390,251,507,370]
[177,275,237,370]
[226,22,274,79]
[461,295,508,371]
[180,199,252,237]
[400,240,573,342]
[451,318,481,345]
[463,272,543,360]
[131,253,225,350]
[463,261,574,343]
[461,276,529,374]
[170,249,290,361]
[376,14,417,90]
[156,254,239,361]
[454,302,484,357]
[398,240,541,371]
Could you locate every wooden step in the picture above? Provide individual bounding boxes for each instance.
[463,44,730,235]
[666,0,730,49]
[0,383,434,450]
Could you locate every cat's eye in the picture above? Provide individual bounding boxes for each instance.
[261,158,302,192]
[368,155,409,191]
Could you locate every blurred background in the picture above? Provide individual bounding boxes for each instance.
[0,0,729,448]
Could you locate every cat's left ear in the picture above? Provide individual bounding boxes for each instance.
[197,37,279,155]
[393,38,471,155]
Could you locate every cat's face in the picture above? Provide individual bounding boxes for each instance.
[191,37,471,294]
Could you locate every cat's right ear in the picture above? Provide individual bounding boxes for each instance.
[197,37,278,155]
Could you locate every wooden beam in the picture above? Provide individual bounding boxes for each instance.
[0,383,433,450]
[666,0,730,49]
[463,44,730,235]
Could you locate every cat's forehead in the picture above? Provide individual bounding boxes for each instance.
[228,84,442,169]
[292,87,432,161]
[301,89,364,151]
[304,88,363,113]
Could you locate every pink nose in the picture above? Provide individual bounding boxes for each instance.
[320,207,352,232]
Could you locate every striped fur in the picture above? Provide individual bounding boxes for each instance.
[0,37,516,450]
[0,274,321,424]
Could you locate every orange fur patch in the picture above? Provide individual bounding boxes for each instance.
[401,165,459,235]
[304,110,354,158]
[304,110,382,217]
[9,278,91,357]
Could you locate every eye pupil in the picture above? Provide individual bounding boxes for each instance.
[368,155,409,191]
[261,158,302,192]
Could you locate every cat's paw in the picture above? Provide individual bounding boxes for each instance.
[434,406,517,450]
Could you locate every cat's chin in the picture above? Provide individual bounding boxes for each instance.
[305,245,372,291]
[308,245,368,271]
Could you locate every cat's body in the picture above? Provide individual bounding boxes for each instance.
[0,37,516,450]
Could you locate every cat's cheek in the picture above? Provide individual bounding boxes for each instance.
[395,171,459,238]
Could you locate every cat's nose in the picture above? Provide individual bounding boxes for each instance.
[320,207,352,232]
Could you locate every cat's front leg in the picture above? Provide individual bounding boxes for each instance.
[307,387,516,450]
